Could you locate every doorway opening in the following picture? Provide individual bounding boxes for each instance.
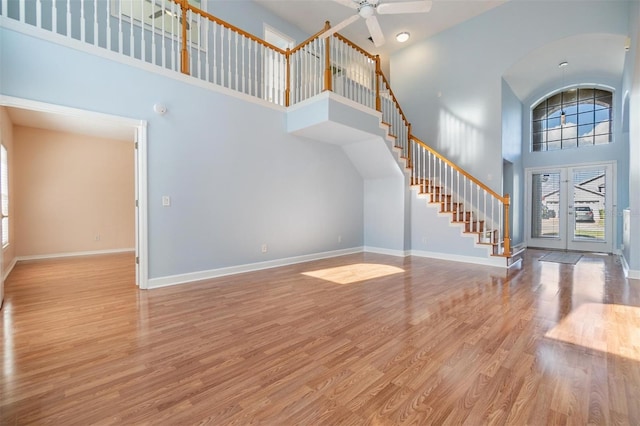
[0,96,148,291]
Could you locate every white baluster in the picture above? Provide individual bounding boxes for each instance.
[20,0,25,23]
[93,0,98,46]
[117,0,122,53]
[241,37,246,94]
[227,27,232,89]
[171,2,182,71]
[151,0,157,65]
[2,0,8,19]
[52,0,58,34]
[484,189,487,235]
[197,15,203,79]
[220,27,225,87]
[212,24,217,84]
[204,19,210,82]
[476,185,480,231]
[253,38,258,97]
[140,0,146,60]
[36,0,41,29]
[234,32,238,90]
[129,0,134,57]
[105,0,112,51]
[80,0,86,41]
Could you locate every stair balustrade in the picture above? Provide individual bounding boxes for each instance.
[0,0,511,256]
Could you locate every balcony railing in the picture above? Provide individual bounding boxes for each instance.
[0,0,511,256]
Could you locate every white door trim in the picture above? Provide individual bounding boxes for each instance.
[0,95,149,288]
[525,160,617,253]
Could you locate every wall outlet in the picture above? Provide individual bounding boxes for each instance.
[162,196,171,206]
[261,243,268,253]
[338,235,342,243]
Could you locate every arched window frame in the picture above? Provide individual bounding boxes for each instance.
[531,85,614,152]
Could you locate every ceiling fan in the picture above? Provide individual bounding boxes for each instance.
[320,0,432,47]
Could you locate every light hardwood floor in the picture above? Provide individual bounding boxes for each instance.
[1,250,639,425]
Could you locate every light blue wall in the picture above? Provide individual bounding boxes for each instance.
[501,79,523,246]
[0,28,364,279]
[391,0,630,252]
[522,78,629,249]
[390,1,629,195]
[364,177,405,251]
[621,0,640,271]
[206,1,308,44]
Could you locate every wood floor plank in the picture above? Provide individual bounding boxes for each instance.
[1,250,639,424]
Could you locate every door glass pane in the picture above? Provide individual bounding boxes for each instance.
[572,168,605,241]
[531,172,560,238]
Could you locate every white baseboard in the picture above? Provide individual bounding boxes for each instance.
[3,257,17,280]
[17,248,135,262]
[364,246,409,257]
[621,255,640,280]
[410,249,508,269]
[147,247,364,289]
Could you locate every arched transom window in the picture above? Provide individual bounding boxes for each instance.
[532,87,613,152]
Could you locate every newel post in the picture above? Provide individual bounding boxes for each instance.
[323,21,332,92]
[179,0,189,75]
[503,194,511,255]
[375,55,381,112]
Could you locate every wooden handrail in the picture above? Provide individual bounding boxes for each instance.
[410,135,507,203]
[290,25,333,55]
[333,33,377,60]
[168,5,512,254]
[379,72,409,126]
[182,2,287,55]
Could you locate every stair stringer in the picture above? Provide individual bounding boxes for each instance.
[377,123,509,268]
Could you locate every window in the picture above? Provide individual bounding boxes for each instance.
[532,87,613,152]
[1,145,8,248]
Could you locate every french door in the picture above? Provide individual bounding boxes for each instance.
[526,162,615,253]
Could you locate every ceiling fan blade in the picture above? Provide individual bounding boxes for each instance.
[365,16,385,47]
[333,0,359,9]
[319,14,361,39]
[377,1,432,15]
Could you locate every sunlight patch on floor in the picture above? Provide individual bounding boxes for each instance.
[302,263,405,285]
[545,303,640,362]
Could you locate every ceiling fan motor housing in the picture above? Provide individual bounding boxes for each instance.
[359,4,375,18]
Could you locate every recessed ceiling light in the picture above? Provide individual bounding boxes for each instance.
[396,32,410,43]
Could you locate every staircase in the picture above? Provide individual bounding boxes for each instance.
[1,0,517,265]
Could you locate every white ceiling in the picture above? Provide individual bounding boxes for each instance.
[255,0,507,58]
[256,0,629,102]
[6,107,135,142]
